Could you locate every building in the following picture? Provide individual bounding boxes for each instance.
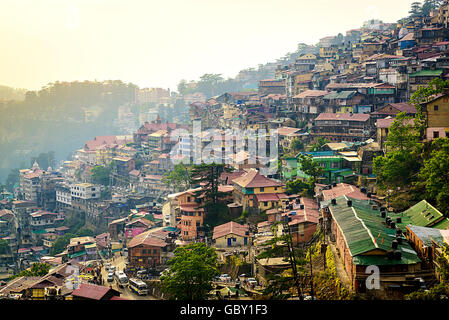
[127,229,174,269]
[311,113,372,143]
[258,79,286,96]
[212,221,249,248]
[72,283,121,300]
[232,169,285,213]
[322,196,425,296]
[421,93,449,141]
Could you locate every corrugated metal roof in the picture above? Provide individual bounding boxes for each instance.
[399,200,444,227]
[329,197,421,266]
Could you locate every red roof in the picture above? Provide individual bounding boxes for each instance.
[322,183,369,201]
[255,193,282,202]
[293,90,329,99]
[213,221,249,240]
[232,169,283,188]
[371,102,417,115]
[315,113,370,122]
[72,283,119,300]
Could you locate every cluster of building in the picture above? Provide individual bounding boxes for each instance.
[2,2,449,300]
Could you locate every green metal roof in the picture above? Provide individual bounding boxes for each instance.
[68,250,86,258]
[409,69,443,77]
[399,200,444,227]
[328,197,421,266]
[32,229,48,234]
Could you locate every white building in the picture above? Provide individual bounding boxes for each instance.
[70,183,101,200]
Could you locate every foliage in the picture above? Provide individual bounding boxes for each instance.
[298,154,323,183]
[76,228,95,237]
[308,137,330,152]
[290,138,304,153]
[160,242,220,300]
[30,151,56,169]
[203,202,232,230]
[91,165,111,186]
[258,222,307,299]
[405,282,449,300]
[416,138,449,214]
[313,245,351,300]
[162,163,190,191]
[9,263,52,280]
[285,178,314,197]
[0,239,10,254]
[373,112,422,189]
[189,163,232,204]
[49,233,77,256]
[5,168,20,193]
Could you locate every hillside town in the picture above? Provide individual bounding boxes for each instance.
[2,1,449,302]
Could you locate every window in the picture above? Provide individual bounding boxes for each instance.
[434,105,439,111]
[187,196,191,202]
[260,187,264,192]
[264,202,268,206]
[153,249,157,254]
[434,131,440,139]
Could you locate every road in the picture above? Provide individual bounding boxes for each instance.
[101,255,157,300]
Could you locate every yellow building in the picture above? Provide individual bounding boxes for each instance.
[232,168,286,212]
[422,93,449,141]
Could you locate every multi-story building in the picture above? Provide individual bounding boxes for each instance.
[311,113,372,142]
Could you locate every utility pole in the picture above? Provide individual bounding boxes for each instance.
[309,247,314,300]
[282,217,303,300]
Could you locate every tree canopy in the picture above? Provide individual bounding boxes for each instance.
[160,242,220,300]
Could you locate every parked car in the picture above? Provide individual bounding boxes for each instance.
[219,274,231,282]
[107,272,114,282]
[105,263,111,270]
[246,278,257,286]
[137,270,148,279]
[109,265,116,273]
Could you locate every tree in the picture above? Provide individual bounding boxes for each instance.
[5,168,20,192]
[160,242,220,300]
[162,163,190,191]
[0,239,10,254]
[417,138,449,215]
[189,163,232,205]
[285,178,313,196]
[373,112,422,188]
[91,165,111,186]
[298,154,323,184]
[10,262,52,280]
[409,2,423,18]
[308,137,330,152]
[49,233,77,256]
[290,138,304,153]
[257,222,307,299]
[30,151,55,169]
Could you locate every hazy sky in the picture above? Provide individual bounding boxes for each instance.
[1,0,417,91]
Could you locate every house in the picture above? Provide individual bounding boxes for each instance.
[371,102,417,120]
[212,221,249,248]
[296,151,357,185]
[258,79,286,96]
[311,113,372,143]
[317,183,369,202]
[405,225,449,270]
[322,196,425,296]
[421,92,449,141]
[232,169,285,213]
[72,283,120,300]
[284,197,320,245]
[127,229,174,268]
[400,200,449,229]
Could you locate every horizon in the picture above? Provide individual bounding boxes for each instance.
[1,0,417,92]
